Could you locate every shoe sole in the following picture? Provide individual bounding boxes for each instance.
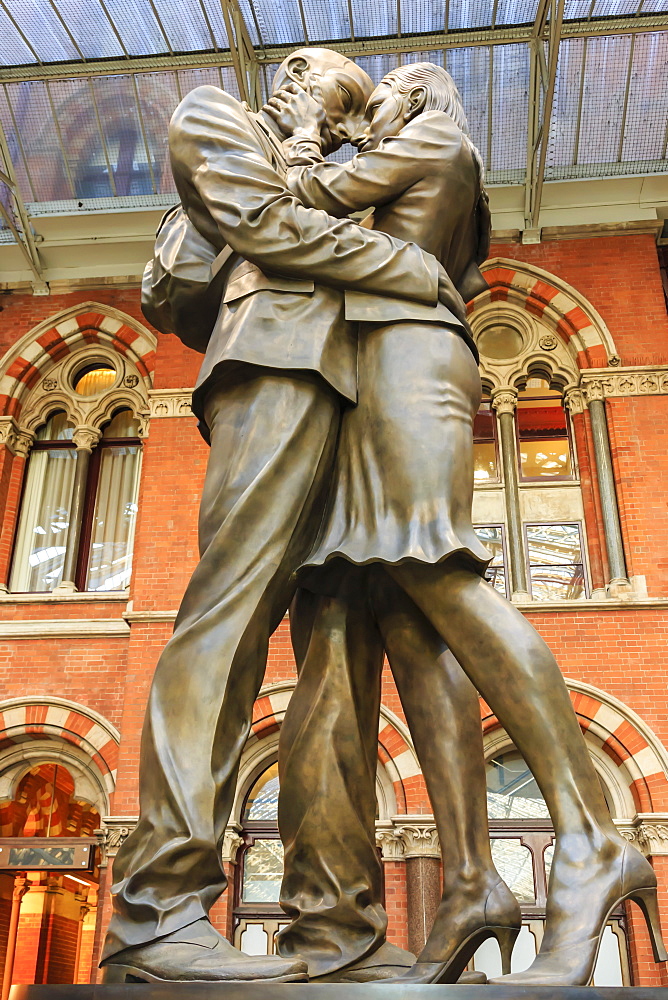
[102,964,308,984]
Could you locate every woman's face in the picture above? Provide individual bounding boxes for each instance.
[353,82,407,152]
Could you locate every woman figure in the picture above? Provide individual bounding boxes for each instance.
[268,63,666,986]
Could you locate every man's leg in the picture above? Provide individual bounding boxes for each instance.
[278,579,406,979]
[102,369,339,971]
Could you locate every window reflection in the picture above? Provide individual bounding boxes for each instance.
[241,839,284,904]
[486,749,549,820]
[474,525,507,596]
[526,523,585,601]
[517,379,573,479]
[473,400,498,482]
[243,763,279,823]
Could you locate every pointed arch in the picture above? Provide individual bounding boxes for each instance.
[0,302,156,420]
[480,681,668,816]
[470,258,619,371]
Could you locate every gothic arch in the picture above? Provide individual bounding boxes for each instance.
[0,696,120,807]
[0,301,156,422]
[481,681,668,818]
[471,258,620,373]
[234,681,423,822]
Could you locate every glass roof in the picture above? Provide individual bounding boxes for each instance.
[0,0,666,225]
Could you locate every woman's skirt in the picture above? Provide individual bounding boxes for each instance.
[301,320,491,592]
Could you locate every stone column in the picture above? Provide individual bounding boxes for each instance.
[0,424,34,592]
[395,821,441,958]
[580,381,631,596]
[219,825,245,942]
[73,891,91,985]
[491,389,530,601]
[54,425,101,594]
[1,874,29,1000]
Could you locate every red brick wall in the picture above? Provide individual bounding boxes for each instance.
[0,231,667,985]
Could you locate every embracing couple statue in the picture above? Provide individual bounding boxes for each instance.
[100,47,666,988]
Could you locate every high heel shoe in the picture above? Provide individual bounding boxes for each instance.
[489,841,668,987]
[386,879,522,984]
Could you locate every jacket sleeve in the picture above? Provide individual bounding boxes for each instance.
[169,87,439,306]
[284,131,426,218]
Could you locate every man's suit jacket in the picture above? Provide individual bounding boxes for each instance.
[168,86,445,418]
[285,110,491,345]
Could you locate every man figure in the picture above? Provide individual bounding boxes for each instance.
[101,48,462,984]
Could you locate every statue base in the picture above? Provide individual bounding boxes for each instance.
[8,985,666,999]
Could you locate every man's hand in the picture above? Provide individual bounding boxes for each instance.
[437,265,469,326]
[264,82,325,142]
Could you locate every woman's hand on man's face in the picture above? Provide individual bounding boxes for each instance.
[264,82,326,141]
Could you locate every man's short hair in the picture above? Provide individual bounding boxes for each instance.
[272,47,368,94]
[384,62,469,133]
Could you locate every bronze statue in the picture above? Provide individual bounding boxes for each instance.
[100,48,463,985]
[266,62,668,987]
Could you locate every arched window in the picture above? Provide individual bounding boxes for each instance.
[471,746,629,985]
[10,406,141,594]
[234,762,288,957]
[516,378,574,481]
[9,413,76,593]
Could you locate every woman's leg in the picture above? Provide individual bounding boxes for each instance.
[371,570,520,975]
[387,559,659,984]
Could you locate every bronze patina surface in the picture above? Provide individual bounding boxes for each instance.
[101,52,667,989]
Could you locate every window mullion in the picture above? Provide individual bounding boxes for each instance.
[492,389,530,601]
[53,427,101,594]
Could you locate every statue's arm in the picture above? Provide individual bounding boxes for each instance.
[169,88,439,305]
[283,133,424,218]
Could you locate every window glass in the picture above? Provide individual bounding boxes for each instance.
[241,839,284,903]
[474,525,507,595]
[85,411,141,591]
[9,412,76,592]
[73,364,116,397]
[491,838,535,904]
[243,763,279,823]
[517,378,573,479]
[526,523,585,601]
[477,325,524,361]
[486,749,549,819]
[5,763,100,837]
[473,400,498,482]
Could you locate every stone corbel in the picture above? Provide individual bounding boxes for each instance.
[0,417,34,458]
[563,387,586,415]
[221,824,245,864]
[375,821,406,861]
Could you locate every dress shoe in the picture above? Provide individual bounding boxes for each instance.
[318,941,415,982]
[100,917,308,983]
[384,878,521,984]
[489,839,668,987]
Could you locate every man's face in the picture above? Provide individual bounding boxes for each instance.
[307,66,371,153]
[353,82,406,152]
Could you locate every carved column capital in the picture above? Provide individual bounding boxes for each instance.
[72,425,102,452]
[375,822,406,861]
[0,418,34,458]
[490,388,518,416]
[563,387,586,414]
[221,824,245,864]
[618,814,668,856]
[580,378,606,403]
[12,873,29,903]
[98,816,137,864]
[393,817,441,859]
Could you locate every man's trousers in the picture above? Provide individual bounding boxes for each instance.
[103,368,341,960]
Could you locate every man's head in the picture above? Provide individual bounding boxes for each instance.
[354,62,469,152]
[272,47,373,153]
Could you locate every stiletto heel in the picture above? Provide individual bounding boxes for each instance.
[493,924,520,976]
[629,886,668,963]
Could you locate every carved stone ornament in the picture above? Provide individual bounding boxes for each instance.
[99,816,138,860]
[149,390,194,419]
[42,377,58,391]
[539,334,558,351]
[73,425,103,452]
[395,822,441,859]
[375,824,406,861]
[580,368,668,402]
[491,390,518,416]
[617,815,668,857]
[563,388,586,415]
[607,355,622,367]
[221,825,245,864]
[124,374,140,388]
[0,418,34,458]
